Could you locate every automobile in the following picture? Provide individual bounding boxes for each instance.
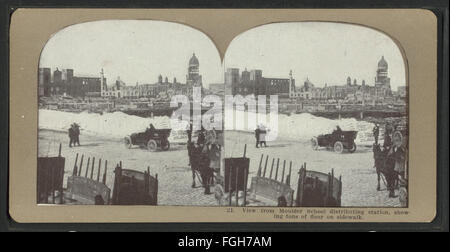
[124,126,171,151]
[311,129,358,153]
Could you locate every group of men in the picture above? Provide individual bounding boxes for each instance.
[68,123,80,147]
[187,123,221,194]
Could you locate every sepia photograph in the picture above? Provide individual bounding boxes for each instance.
[36,20,408,208]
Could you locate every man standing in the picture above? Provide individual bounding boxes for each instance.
[197,126,206,146]
[186,121,193,143]
[383,123,392,149]
[73,123,80,146]
[68,124,75,147]
[373,123,380,145]
[259,125,267,147]
[254,126,260,148]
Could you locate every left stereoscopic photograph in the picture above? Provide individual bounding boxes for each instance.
[37,20,225,205]
[37,19,409,208]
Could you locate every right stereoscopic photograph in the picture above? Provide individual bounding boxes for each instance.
[221,22,408,208]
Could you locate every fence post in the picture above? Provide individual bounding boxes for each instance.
[338,175,342,206]
[78,154,84,176]
[243,167,248,206]
[97,158,102,182]
[274,158,280,181]
[90,157,95,179]
[58,143,62,157]
[269,158,275,179]
[228,164,233,206]
[73,153,79,176]
[296,163,306,206]
[155,173,158,205]
[85,157,91,177]
[257,154,263,177]
[286,161,292,186]
[235,166,239,206]
[102,160,108,185]
[51,165,55,204]
[112,164,121,204]
[262,155,269,178]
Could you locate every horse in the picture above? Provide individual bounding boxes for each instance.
[373,144,398,198]
[188,142,214,193]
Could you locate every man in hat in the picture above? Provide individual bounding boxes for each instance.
[373,123,380,145]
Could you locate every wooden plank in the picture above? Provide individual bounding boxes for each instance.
[281,160,286,183]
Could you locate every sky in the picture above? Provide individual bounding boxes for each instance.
[40,21,406,91]
[224,22,406,90]
[39,20,223,88]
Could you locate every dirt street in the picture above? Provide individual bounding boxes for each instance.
[39,129,400,207]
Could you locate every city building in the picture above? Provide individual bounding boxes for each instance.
[291,56,393,103]
[101,53,203,99]
[38,67,106,97]
[186,53,202,88]
[225,68,295,98]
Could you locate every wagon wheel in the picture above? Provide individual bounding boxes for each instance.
[161,140,170,151]
[124,136,132,149]
[311,137,319,150]
[147,139,158,152]
[333,141,344,154]
[348,142,357,153]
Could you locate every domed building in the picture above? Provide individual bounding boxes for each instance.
[186,53,202,88]
[375,56,392,97]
